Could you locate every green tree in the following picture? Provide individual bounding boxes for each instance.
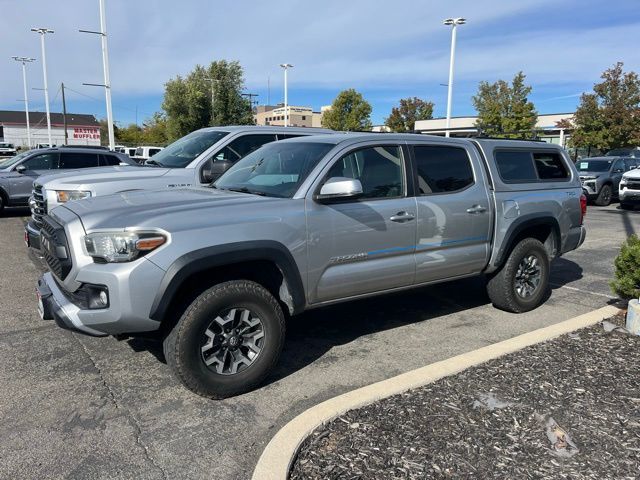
[566,62,640,152]
[162,60,253,140]
[472,72,537,138]
[321,89,372,131]
[385,97,434,132]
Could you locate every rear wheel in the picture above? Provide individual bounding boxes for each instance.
[595,184,612,206]
[163,280,285,399]
[487,238,550,313]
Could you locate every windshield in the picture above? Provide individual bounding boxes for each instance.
[148,130,229,168]
[577,159,613,172]
[214,141,335,198]
[605,148,632,157]
[0,150,30,169]
[0,143,14,149]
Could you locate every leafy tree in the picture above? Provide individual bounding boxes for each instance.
[162,60,253,140]
[565,62,640,151]
[472,72,537,137]
[385,97,434,132]
[321,89,372,131]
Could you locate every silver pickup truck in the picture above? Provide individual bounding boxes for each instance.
[35,133,586,399]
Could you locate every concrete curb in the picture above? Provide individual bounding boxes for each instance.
[252,305,619,480]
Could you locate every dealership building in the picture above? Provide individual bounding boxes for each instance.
[0,110,101,147]
[254,105,325,128]
[414,112,574,147]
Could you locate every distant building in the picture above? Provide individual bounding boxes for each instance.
[414,112,575,147]
[254,105,324,128]
[0,110,101,147]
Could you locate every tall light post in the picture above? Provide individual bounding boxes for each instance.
[443,17,466,138]
[12,56,36,148]
[80,0,115,150]
[279,63,293,127]
[31,27,54,146]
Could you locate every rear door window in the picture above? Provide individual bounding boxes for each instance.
[413,145,474,194]
[59,152,100,169]
[533,152,569,180]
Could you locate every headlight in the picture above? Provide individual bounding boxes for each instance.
[620,178,628,185]
[56,190,91,203]
[84,231,167,263]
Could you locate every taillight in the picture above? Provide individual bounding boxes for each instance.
[580,193,587,225]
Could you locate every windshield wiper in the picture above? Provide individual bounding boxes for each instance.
[224,186,267,196]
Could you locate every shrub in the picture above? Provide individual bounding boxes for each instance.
[610,234,640,299]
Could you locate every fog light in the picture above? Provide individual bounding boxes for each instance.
[84,285,109,310]
[98,290,108,307]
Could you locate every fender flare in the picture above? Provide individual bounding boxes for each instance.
[149,240,306,321]
[493,214,561,269]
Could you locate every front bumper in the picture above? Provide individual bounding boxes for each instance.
[37,273,107,337]
[581,181,598,197]
[619,188,640,204]
[25,220,41,250]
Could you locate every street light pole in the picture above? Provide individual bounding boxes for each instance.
[12,56,36,148]
[80,0,115,150]
[279,64,293,127]
[31,28,54,146]
[443,17,466,138]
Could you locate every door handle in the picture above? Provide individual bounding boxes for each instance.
[466,205,487,214]
[390,211,415,222]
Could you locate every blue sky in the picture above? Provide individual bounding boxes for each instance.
[1,0,639,127]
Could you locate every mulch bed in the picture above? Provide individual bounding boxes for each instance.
[290,314,640,479]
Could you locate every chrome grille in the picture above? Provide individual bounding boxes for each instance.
[31,183,47,228]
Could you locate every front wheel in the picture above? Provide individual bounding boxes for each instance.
[163,280,286,399]
[595,184,612,206]
[487,238,550,313]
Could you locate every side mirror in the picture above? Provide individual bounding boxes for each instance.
[316,177,363,202]
[15,165,26,174]
[201,158,233,184]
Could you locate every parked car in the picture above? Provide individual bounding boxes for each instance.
[133,146,164,163]
[576,157,638,206]
[36,143,56,149]
[115,146,137,157]
[619,165,640,210]
[0,142,18,157]
[26,126,333,250]
[0,147,133,215]
[35,134,586,399]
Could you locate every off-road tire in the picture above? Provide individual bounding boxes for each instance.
[163,280,286,399]
[595,184,612,206]
[487,238,550,313]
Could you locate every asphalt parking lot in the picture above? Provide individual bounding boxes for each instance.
[0,204,638,480]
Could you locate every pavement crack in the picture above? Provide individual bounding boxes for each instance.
[73,334,168,480]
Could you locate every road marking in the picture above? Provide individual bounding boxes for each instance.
[550,283,616,299]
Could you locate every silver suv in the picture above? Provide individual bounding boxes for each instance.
[36,134,586,399]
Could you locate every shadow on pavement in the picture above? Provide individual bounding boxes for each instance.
[122,258,588,387]
[599,207,638,236]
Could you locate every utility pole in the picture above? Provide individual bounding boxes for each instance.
[11,56,35,148]
[31,28,54,146]
[279,64,293,127]
[443,18,466,138]
[61,82,68,145]
[80,0,115,150]
[242,93,259,110]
